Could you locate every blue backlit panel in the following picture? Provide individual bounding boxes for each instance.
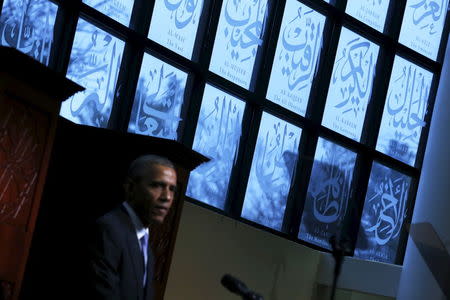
[399,0,449,60]
[298,138,356,249]
[209,0,269,89]
[0,0,57,65]
[345,0,390,32]
[82,0,134,27]
[61,19,125,128]
[266,0,326,116]
[128,53,188,140]
[148,0,204,59]
[322,27,379,141]
[376,56,433,166]
[354,162,411,263]
[241,112,302,231]
[186,84,245,209]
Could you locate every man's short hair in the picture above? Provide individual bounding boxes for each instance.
[126,155,175,181]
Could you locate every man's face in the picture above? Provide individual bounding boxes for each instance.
[127,164,177,226]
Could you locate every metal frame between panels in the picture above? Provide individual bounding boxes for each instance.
[3,0,448,264]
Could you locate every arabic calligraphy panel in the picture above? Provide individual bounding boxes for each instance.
[0,0,57,66]
[345,0,390,32]
[354,162,411,263]
[322,27,379,142]
[82,0,134,27]
[60,19,125,128]
[149,0,204,60]
[266,0,325,116]
[376,56,433,166]
[399,0,449,60]
[209,0,269,89]
[186,84,245,209]
[241,112,302,231]
[298,138,356,249]
[127,53,188,140]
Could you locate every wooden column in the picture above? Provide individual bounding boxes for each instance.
[0,47,83,300]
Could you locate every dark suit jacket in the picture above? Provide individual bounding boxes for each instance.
[87,204,154,300]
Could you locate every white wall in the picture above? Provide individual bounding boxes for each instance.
[316,254,401,298]
[164,202,321,300]
[164,202,399,300]
[397,35,450,300]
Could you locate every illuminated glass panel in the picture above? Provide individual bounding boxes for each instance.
[149,0,204,59]
[128,53,188,140]
[298,138,356,249]
[0,0,57,65]
[186,84,245,209]
[241,112,302,231]
[354,162,411,263]
[61,19,125,128]
[322,27,379,141]
[209,0,269,89]
[266,0,325,116]
[345,0,390,32]
[376,56,433,166]
[82,0,134,27]
[399,0,449,61]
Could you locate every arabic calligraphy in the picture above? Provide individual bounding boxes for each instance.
[332,35,376,117]
[149,0,203,59]
[298,139,356,249]
[128,54,187,140]
[411,0,444,34]
[186,85,245,209]
[0,0,57,65]
[164,0,201,29]
[377,56,432,165]
[60,20,124,128]
[399,0,448,60]
[223,0,264,59]
[364,164,410,247]
[210,0,268,89]
[266,0,325,116]
[241,113,301,231]
[322,27,379,141]
[311,141,355,224]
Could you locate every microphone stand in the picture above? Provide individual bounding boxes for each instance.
[329,236,349,300]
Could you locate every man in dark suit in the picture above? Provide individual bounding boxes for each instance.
[87,155,177,300]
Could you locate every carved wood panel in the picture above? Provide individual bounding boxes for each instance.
[0,95,49,229]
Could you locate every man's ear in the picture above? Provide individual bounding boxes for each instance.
[123,178,135,199]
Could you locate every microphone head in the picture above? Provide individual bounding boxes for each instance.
[221,274,249,295]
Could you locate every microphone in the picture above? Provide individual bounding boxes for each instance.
[221,274,264,300]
